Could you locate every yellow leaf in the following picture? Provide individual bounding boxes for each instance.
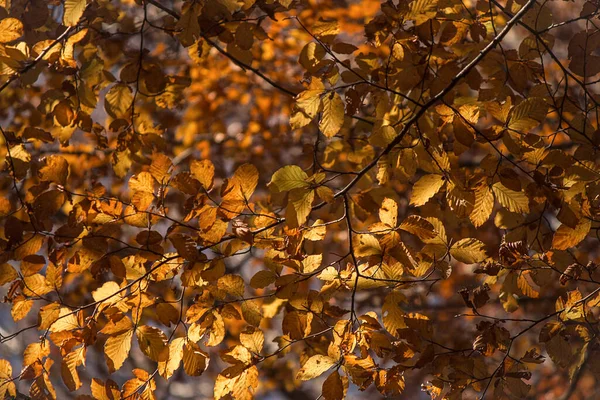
[207,311,226,345]
[241,299,262,327]
[104,83,133,119]
[319,92,345,138]
[150,153,172,183]
[49,307,80,332]
[302,254,322,274]
[370,125,396,147]
[410,174,445,206]
[286,188,315,228]
[240,327,264,354]
[296,355,336,381]
[11,296,33,322]
[63,0,87,26]
[249,270,276,289]
[355,234,382,257]
[552,219,591,250]
[190,159,214,189]
[0,264,17,285]
[92,281,122,307]
[183,342,209,376]
[399,215,435,240]
[450,238,487,264]
[222,345,253,365]
[39,303,61,330]
[492,182,529,213]
[0,359,16,399]
[313,19,339,38]
[104,329,133,372]
[507,97,547,132]
[317,267,339,282]
[61,346,85,391]
[305,219,327,241]
[22,256,44,277]
[382,292,406,337]
[38,155,69,185]
[112,149,132,178]
[0,18,23,43]
[90,378,120,400]
[406,0,439,25]
[99,315,132,335]
[471,185,494,227]
[231,163,259,199]
[158,337,185,379]
[122,369,156,400]
[129,171,154,194]
[136,325,168,362]
[23,342,50,366]
[14,234,44,261]
[217,274,245,297]
[290,109,313,129]
[296,79,324,118]
[269,165,309,192]
[379,198,398,227]
[214,364,258,399]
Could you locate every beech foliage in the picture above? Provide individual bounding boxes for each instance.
[1,0,600,399]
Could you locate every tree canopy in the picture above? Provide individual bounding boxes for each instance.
[1,0,600,399]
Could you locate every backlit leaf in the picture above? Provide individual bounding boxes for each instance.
[296,355,336,381]
[410,174,445,206]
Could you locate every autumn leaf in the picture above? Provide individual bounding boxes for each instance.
[0,18,23,43]
[320,92,345,137]
[0,359,16,399]
[183,342,209,376]
[322,371,346,400]
[492,182,529,213]
[471,185,494,227]
[0,264,17,285]
[450,238,487,264]
[552,219,591,250]
[63,0,87,26]
[507,97,548,132]
[296,79,324,118]
[105,329,133,372]
[410,174,445,206]
[406,0,439,24]
[269,165,310,192]
[240,326,264,354]
[296,355,337,381]
[286,188,315,227]
[136,325,168,362]
[61,346,85,391]
[38,155,69,185]
[104,83,133,119]
[122,369,156,400]
[158,337,185,379]
[190,159,215,189]
[379,198,398,227]
[399,215,436,240]
[0,1,597,399]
